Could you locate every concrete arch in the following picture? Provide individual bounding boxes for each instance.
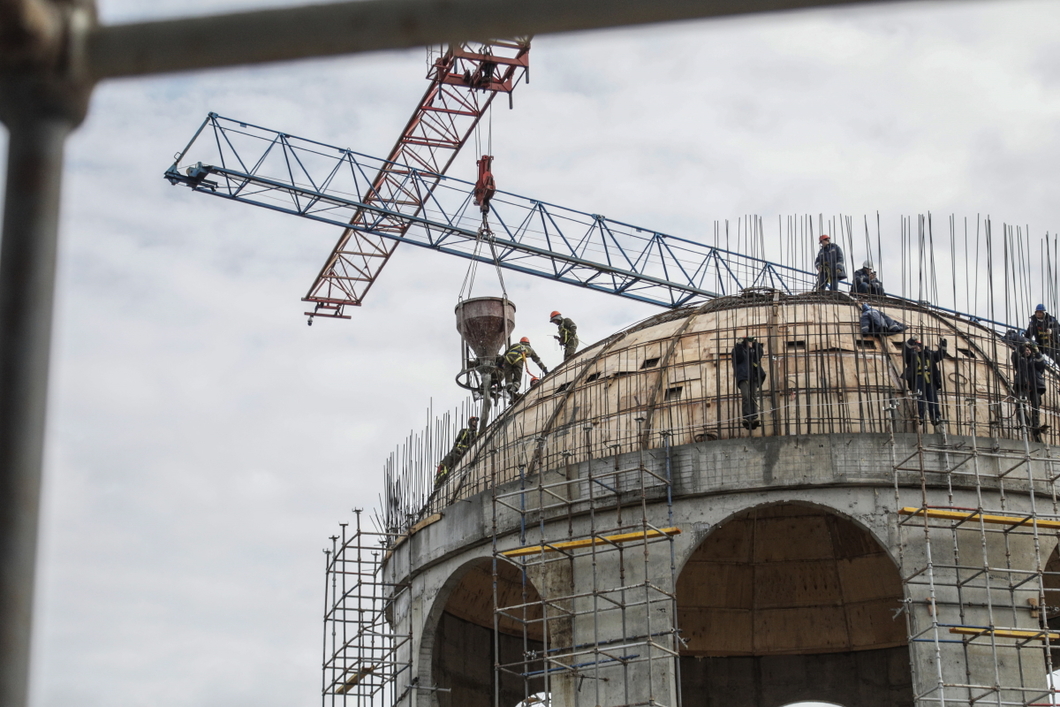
[673,499,899,581]
[676,501,913,707]
[419,555,544,707]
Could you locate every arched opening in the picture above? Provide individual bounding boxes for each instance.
[677,503,912,707]
[429,558,544,707]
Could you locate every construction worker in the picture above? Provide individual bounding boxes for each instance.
[731,335,766,430]
[859,303,905,337]
[550,311,579,361]
[814,234,846,291]
[436,416,479,487]
[902,337,947,432]
[1025,304,1059,362]
[1012,341,1047,442]
[501,337,548,397]
[852,260,885,296]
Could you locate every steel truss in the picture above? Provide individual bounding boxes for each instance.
[322,511,412,707]
[166,114,817,311]
[491,425,683,707]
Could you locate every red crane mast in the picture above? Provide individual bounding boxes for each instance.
[303,40,530,322]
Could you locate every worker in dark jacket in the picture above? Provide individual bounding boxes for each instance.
[550,311,579,361]
[1025,304,1059,362]
[814,234,846,291]
[436,416,479,486]
[1012,342,1047,441]
[852,261,885,296]
[903,337,947,431]
[732,336,767,430]
[501,337,548,396]
[860,303,905,337]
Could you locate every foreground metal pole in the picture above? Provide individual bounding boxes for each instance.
[0,110,73,707]
[1,3,94,704]
[86,0,940,80]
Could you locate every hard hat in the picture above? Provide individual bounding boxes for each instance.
[549,311,562,320]
[520,336,530,344]
[863,260,873,269]
[819,234,830,242]
[1036,303,1046,312]
[469,416,479,422]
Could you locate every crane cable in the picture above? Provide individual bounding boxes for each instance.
[458,106,507,303]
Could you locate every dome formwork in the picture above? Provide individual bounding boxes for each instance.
[332,291,1060,707]
[432,290,1057,512]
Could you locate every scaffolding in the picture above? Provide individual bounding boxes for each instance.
[322,511,413,707]
[490,422,683,707]
[894,399,1060,706]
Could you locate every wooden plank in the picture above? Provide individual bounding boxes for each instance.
[949,626,1060,642]
[899,507,1060,530]
[501,527,682,558]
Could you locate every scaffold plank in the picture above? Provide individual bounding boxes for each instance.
[500,527,682,558]
[898,507,1060,529]
[949,627,1060,642]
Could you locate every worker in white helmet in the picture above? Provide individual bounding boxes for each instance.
[852,260,885,297]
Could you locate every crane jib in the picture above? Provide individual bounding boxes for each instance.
[164,113,1015,333]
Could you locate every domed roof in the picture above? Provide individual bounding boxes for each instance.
[436,290,1057,506]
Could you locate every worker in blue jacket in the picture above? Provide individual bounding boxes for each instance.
[732,336,766,431]
[814,234,846,291]
[1026,304,1059,362]
[903,337,947,432]
[1012,342,1047,441]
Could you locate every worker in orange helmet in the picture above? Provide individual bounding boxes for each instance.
[501,336,548,398]
[814,234,846,292]
[550,311,579,361]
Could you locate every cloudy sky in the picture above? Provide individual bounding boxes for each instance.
[4,1,1060,705]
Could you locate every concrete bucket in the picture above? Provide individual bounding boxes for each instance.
[455,297,516,358]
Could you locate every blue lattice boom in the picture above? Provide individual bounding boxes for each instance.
[166,114,819,314]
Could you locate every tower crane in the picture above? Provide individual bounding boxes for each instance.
[166,112,822,426]
[253,38,530,322]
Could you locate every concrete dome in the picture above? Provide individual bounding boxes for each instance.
[434,290,1055,510]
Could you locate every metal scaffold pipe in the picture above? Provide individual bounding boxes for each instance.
[84,0,936,80]
[0,112,76,707]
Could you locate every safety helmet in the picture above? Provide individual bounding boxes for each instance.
[520,336,530,344]
[863,260,873,269]
[549,311,562,320]
[468,416,479,423]
[1036,304,1046,312]
[819,234,830,242]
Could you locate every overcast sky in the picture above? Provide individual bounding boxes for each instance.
[4,1,1060,706]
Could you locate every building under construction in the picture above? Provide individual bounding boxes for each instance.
[321,271,1060,707]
